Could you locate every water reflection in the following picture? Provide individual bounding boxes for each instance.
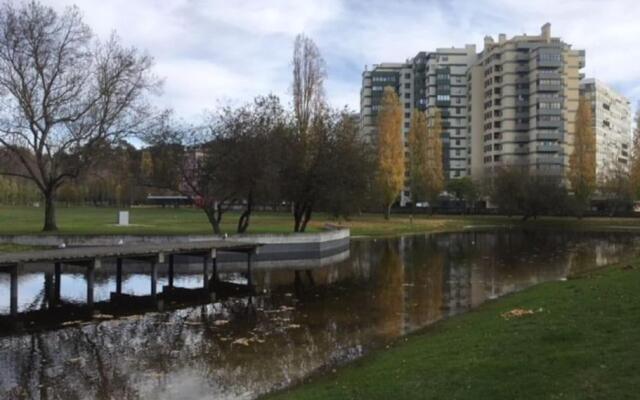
[1,230,639,399]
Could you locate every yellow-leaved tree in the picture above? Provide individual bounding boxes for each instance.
[376,86,405,219]
[569,96,596,217]
[425,108,445,212]
[408,110,429,206]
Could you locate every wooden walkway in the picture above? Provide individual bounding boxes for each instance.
[0,240,260,317]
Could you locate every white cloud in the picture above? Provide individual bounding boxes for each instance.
[37,0,640,116]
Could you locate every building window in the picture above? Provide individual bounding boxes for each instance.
[404,93,410,99]
[405,112,410,118]
[405,102,411,109]
[538,54,562,62]
[404,83,410,89]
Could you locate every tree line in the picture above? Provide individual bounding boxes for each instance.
[2,1,639,233]
[0,2,379,233]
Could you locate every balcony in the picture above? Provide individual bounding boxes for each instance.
[537,107,562,116]
[535,154,564,165]
[537,119,562,129]
[538,71,561,80]
[537,83,562,92]
[537,58,562,68]
[513,147,529,155]
[536,143,562,153]
[537,132,562,141]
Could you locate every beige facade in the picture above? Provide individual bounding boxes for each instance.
[360,24,634,208]
[580,78,632,183]
[468,23,585,183]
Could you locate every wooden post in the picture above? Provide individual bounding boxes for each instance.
[168,254,175,288]
[54,262,61,305]
[202,254,210,290]
[246,251,253,289]
[211,249,217,286]
[10,264,18,317]
[87,259,100,309]
[150,260,157,297]
[116,258,123,294]
[44,272,54,309]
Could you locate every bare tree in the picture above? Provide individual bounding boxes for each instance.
[292,33,326,139]
[142,119,236,235]
[0,1,160,231]
[288,34,327,232]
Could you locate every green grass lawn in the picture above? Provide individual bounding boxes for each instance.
[0,205,640,237]
[265,262,640,400]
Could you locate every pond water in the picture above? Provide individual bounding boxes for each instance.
[1,229,639,399]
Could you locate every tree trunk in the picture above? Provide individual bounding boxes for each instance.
[237,192,253,234]
[43,191,58,232]
[384,203,391,220]
[204,208,222,235]
[293,202,303,232]
[299,204,312,232]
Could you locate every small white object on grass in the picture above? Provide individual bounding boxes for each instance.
[58,243,66,249]
[118,211,129,226]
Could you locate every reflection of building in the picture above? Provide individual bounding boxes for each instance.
[442,258,472,317]
[579,78,632,183]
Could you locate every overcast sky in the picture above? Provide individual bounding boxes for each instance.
[40,0,640,119]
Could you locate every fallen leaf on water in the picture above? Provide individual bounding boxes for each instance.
[286,324,301,329]
[61,320,83,326]
[232,338,251,347]
[213,320,229,326]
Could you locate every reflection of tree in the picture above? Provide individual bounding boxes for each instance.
[405,236,444,330]
[372,240,405,338]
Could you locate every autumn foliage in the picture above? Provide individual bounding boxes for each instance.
[569,96,596,214]
[376,87,405,219]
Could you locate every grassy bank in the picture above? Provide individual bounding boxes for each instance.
[0,243,44,253]
[0,205,639,237]
[265,262,640,400]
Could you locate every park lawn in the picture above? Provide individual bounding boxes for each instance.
[0,205,508,236]
[265,262,640,400]
[0,205,640,237]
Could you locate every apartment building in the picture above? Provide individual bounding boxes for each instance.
[468,23,585,183]
[580,78,632,183]
[360,46,477,205]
